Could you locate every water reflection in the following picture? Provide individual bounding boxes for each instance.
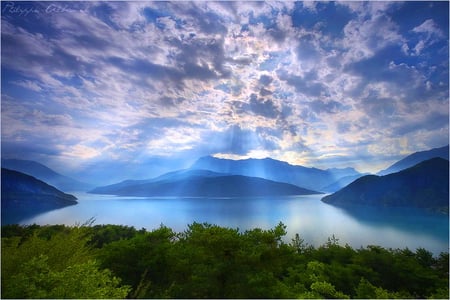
[20,193,449,254]
[330,204,449,240]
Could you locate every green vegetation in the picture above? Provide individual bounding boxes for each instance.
[1,223,130,298]
[2,222,448,299]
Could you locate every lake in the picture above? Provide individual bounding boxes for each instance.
[21,193,449,255]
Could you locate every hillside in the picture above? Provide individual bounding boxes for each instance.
[378,145,449,175]
[90,169,227,195]
[190,156,360,192]
[1,159,92,192]
[322,158,449,213]
[90,170,321,197]
[1,168,78,224]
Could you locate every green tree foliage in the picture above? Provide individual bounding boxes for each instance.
[1,225,130,299]
[87,224,141,248]
[355,278,392,299]
[5,255,129,298]
[2,222,448,299]
[97,224,175,297]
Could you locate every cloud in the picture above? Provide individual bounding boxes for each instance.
[346,53,447,109]
[339,3,404,63]
[410,19,445,56]
[259,74,273,85]
[159,96,186,107]
[248,93,279,119]
[11,80,42,92]
[30,110,74,127]
[301,1,318,13]
[309,100,346,115]
[412,19,444,37]
[61,144,101,160]
[1,1,448,176]
[296,34,321,62]
[278,70,326,97]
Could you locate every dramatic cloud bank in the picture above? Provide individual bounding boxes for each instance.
[2,1,448,182]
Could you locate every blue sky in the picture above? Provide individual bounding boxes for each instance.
[1,1,449,182]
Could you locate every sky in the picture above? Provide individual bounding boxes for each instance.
[1,1,449,183]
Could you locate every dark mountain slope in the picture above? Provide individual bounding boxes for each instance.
[1,168,78,224]
[90,169,228,195]
[91,172,321,197]
[1,159,92,192]
[191,156,361,192]
[378,145,449,175]
[322,158,449,213]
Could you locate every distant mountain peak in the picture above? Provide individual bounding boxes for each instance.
[378,145,449,176]
[201,155,291,164]
[191,155,363,192]
[1,158,92,192]
[323,157,449,213]
[326,167,358,172]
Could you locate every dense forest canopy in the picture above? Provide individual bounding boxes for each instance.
[2,222,448,299]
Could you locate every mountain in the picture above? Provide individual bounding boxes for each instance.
[325,167,361,179]
[1,168,78,224]
[377,145,449,176]
[150,169,227,182]
[320,173,368,193]
[1,159,92,192]
[90,169,227,195]
[190,156,361,192]
[322,158,449,213]
[90,169,321,197]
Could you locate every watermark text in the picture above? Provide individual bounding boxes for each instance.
[2,2,72,17]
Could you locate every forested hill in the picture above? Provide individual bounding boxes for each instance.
[1,168,78,224]
[91,173,321,197]
[322,158,449,212]
[1,223,448,299]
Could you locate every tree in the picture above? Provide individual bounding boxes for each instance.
[5,255,129,298]
[290,233,311,254]
[97,224,175,297]
[3,223,448,299]
[2,225,130,299]
[355,278,392,299]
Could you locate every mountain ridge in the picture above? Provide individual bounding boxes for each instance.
[322,158,449,213]
[377,145,449,176]
[1,159,92,192]
[191,155,361,192]
[90,170,322,197]
[90,169,229,195]
[1,168,78,224]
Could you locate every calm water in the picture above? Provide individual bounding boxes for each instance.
[21,193,449,254]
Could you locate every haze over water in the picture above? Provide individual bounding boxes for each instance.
[21,193,449,255]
